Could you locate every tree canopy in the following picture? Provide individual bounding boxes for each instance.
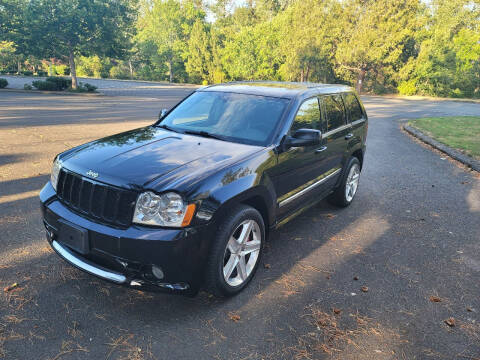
[1,0,479,97]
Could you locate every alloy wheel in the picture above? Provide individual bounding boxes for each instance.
[223,219,261,287]
[345,163,360,202]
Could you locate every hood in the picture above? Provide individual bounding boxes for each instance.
[60,126,263,189]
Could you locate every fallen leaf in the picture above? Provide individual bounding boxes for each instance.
[263,263,271,269]
[444,318,455,327]
[332,308,342,315]
[3,283,18,292]
[353,276,359,281]
[324,213,336,219]
[361,286,368,293]
[466,307,473,312]
[429,296,442,303]
[228,312,241,322]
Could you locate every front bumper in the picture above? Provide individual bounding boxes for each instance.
[40,182,213,296]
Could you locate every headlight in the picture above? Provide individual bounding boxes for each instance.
[133,191,196,227]
[51,157,62,191]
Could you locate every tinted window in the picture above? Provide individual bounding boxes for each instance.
[290,98,320,133]
[160,91,289,146]
[344,93,363,122]
[324,95,345,131]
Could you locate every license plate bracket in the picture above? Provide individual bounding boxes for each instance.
[57,219,89,255]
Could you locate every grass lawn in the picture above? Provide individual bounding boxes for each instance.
[409,116,480,160]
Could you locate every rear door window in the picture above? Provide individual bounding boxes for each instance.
[323,95,346,131]
[343,93,363,122]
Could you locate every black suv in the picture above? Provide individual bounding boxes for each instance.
[40,81,368,297]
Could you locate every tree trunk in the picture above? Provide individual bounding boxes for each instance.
[300,68,304,82]
[168,58,173,83]
[128,60,133,79]
[356,69,366,94]
[69,49,78,89]
[305,63,310,82]
[17,60,21,74]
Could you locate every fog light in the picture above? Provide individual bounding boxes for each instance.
[151,265,164,280]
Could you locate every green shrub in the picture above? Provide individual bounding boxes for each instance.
[69,82,98,93]
[53,64,69,76]
[83,83,97,92]
[32,80,58,90]
[0,78,8,88]
[109,64,130,79]
[398,79,417,96]
[450,88,464,98]
[22,71,33,76]
[36,71,48,76]
[24,83,32,90]
[45,76,71,90]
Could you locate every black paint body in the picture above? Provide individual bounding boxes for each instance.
[40,82,368,295]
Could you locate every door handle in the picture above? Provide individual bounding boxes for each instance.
[345,133,354,140]
[315,146,327,153]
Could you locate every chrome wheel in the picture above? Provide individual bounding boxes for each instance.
[345,163,360,202]
[223,219,261,287]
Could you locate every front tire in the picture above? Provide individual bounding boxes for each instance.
[204,205,265,297]
[328,157,361,207]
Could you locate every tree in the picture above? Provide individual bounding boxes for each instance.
[137,0,204,82]
[335,0,421,93]
[24,0,136,88]
[185,20,212,83]
[275,0,341,83]
[398,0,480,97]
[0,41,17,71]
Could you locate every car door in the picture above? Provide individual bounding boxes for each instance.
[318,94,351,187]
[272,97,326,217]
[343,92,367,148]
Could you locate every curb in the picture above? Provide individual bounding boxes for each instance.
[0,88,104,97]
[403,124,480,173]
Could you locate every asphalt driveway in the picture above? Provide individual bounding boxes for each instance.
[0,88,479,360]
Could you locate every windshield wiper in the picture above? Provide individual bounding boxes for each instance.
[183,130,226,141]
[157,124,180,133]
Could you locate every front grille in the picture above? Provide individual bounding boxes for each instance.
[56,169,138,228]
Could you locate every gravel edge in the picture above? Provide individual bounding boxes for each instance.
[403,124,480,173]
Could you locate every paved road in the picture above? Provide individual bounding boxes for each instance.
[0,90,479,360]
[1,75,198,97]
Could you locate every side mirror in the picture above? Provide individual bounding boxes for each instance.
[285,129,321,148]
[159,108,168,120]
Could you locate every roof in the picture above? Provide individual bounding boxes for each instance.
[198,81,354,99]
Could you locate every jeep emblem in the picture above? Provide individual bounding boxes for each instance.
[86,170,99,178]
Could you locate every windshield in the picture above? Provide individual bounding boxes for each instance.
[158,91,290,146]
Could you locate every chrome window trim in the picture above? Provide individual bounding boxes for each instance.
[351,118,366,126]
[52,240,127,284]
[322,124,351,139]
[279,168,342,207]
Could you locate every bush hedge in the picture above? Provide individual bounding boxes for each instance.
[32,76,72,91]
[0,78,8,88]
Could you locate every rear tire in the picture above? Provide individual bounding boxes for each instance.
[328,157,361,207]
[204,204,265,297]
